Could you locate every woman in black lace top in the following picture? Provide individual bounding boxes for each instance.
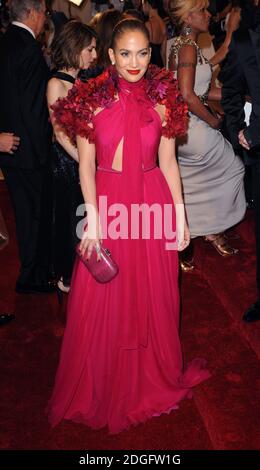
[47,21,97,296]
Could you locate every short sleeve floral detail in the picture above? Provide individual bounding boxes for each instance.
[51,69,117,144]
[51,65,188,144]
[146,65,188,138]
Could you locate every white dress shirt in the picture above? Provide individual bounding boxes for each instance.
[12,21,36,39]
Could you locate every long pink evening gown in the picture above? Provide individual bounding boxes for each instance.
[47,70,210,434]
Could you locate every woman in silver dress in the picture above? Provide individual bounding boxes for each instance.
[168,0,246,271]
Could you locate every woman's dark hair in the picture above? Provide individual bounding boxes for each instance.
[232,0,255,6]
[51,20,97,70]
[143,0,167,16]
[111,18,150,49]
[93,9,122,68]
[145,0,168,19]
[122,9,145,21]
[145,0,162,8]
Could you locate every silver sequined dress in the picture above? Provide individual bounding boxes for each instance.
[170,37,246,237]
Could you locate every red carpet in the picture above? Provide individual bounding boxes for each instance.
[0,180,259,450]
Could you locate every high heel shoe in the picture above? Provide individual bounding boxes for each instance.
[204,233,238,257]
[179,242,195,272]
[56,278,70,305]
[180,259,195,272]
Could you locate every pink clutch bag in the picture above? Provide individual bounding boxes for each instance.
[76,244,119,283]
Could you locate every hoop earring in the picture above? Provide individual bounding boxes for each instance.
[182,24,193,36]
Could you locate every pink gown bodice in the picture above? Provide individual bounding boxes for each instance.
[93,89,162,173]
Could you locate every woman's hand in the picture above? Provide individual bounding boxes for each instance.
[238,129,250,150]
[176,204,191,251]
[79,216,102,261]
[0,132,20,154]
[178,219,191,252]
[225,7,241,35]
[210,115,223,130]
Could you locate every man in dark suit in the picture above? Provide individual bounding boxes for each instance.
[0,0,54,293]
[221,3,260,322]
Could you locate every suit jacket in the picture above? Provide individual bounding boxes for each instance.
[221,24,260,151]
[0,25,51,169]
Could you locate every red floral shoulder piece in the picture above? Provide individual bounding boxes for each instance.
[51,65,188,144]
[51,69,117,144]
[145,64,188,139]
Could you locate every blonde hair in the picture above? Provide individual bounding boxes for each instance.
[169,0,209,28]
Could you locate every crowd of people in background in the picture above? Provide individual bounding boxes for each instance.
[0,0,260,308]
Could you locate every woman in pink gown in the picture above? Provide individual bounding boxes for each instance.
[47,19,210,434]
